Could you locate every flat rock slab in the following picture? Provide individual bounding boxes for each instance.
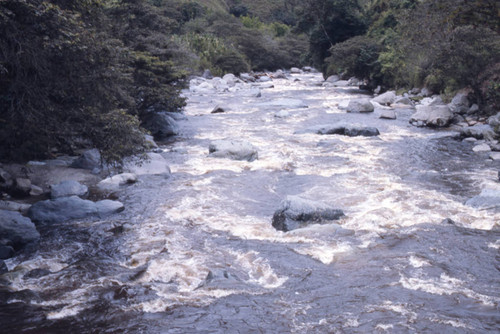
[465,189,500,210]
[209,140,258,162]
[51,180,88,199]
[472,143,491,152]
[297,123,380,137]
[28,196,124,223]
[272,196,345,232]
[0,210,40,250]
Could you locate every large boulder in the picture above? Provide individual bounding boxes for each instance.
[124,153,171,176]
[272,196,345,232]
[13,178,31,196]
[299,123,380,137]
[97,173,138,192]
[142,112,179,140]
[0,210,40,250]
[448,91,471,115]
[465,189,500,210]
[371,91,396,106]
[489,112,500,135]
[460,124,496,141]
[51,180,88,199]
[410,105,453,127]
[346,99,374,113]
[209,140,258,162]
[27,196,124,223]
[71,149,101,171]
[0,200,31,214]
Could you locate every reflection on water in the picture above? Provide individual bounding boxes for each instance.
[2,72,499,333]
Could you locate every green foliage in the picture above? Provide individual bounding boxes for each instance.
[240,15,263,29]
[325,36,381,81]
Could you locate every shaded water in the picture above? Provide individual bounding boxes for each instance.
[2,72,499,333]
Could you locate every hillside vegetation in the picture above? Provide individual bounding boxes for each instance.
[1,0,498,163]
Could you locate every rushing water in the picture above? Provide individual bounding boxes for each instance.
[1,72,499,333]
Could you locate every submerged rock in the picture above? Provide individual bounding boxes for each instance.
[0,210,40,250]
[257,98,307,109]
[272,196,344,232]
[298,123,380,137]
[465,189,500,210]
[209,140,258,162]
[51,180,88,199]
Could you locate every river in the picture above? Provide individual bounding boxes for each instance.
[1,71,499,333]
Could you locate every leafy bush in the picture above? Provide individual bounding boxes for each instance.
[325,36,381,83]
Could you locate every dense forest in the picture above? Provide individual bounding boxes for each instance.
[1,0,499,163]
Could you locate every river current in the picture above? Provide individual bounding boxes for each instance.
[1,72,499,333]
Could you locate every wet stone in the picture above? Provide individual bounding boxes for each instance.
[272,195,345,232]
[208,140,258,162]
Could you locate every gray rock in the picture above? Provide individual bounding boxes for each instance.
[410,105,453,127]
[489,152,500,161]
[14,178,31,196]
[302,66,315,72]
[124,153,171,176]
[0,245,14,259]
[0,168,14,188]
[378,110,397,120]
[489,112,500,135]
[240,73,256,82]
[326,75,340,82]
[331,80,350,87]
[0,200,31,214]
[420,87,433,97]
[257,76,272,82]
[97,173,138,192]
[394,96,414,106]
[29,185,44,197]
[209,140,258,162]
[96,200,125,217]
[448,92,470,115]
[71,149,101,170]
[300,123,380,137]
[465,189,500,210]
[0,210,40,249]
[371,91,396,106]
[142,112,179,140]
[202,69,213,79]
[211,106,226,114]
[290,67,301,73]
[346,99,374,113]
[272,196,344,232]
[460,124,496,141]
[51,180,88,199]
[144,134,158,149]
[472,143,491,152]
[468,104,480,114]
[28,196,98,223]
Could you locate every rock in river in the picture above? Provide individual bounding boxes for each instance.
[297,123,380,137]
[346,99,374,113]
[28,196,124,223]
[272,196,345,232]
[465,189,500,210]
[410,105,453,127]
[51,180,88,199]
[209,140,258,162]
[0,210,40,250]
